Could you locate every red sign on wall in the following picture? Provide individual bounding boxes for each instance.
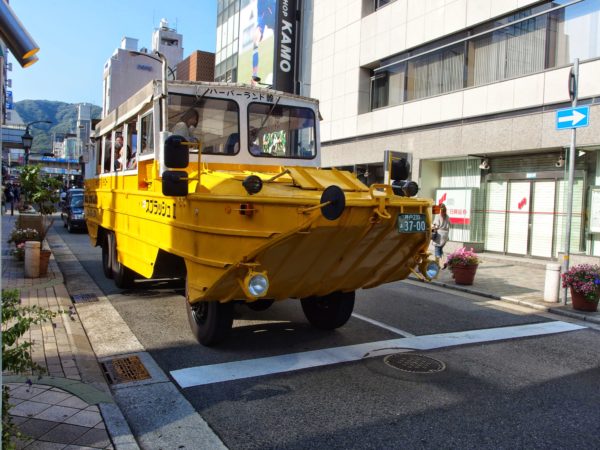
[435,189,471,225]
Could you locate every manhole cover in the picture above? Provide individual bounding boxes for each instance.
[71,293,99,303]
[101,355,151,384]
[384,353,445,374]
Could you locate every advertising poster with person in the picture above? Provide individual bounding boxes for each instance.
[238,0,277,86]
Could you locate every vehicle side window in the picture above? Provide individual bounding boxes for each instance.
[126,120,137,170]
[140,112,153,156]
[102,135,112,173]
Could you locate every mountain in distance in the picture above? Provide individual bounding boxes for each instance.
[14,100,102,153]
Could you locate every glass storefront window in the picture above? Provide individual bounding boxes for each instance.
[550,0,600,66]
[367,0,600,110]
[470,15,547,86]
[406,43,465,100]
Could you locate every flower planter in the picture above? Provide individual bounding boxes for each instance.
[39,249,52,276]
[451,264,478,285]
[570,288,599,312]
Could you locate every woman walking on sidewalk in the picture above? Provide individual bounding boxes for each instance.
[432,203,450,268]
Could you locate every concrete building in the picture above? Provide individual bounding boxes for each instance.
[176,50,215,81]
[102,19,184,117]
[214,0,600,260]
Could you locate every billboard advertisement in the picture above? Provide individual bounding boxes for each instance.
[237,0,297,93]
[238,0,277,86]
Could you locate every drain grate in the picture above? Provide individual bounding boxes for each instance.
[384,353,446,374]
[71,293,99,304]
[101,355,151,384]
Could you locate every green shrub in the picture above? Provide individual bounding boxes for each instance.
[2,289,57,449]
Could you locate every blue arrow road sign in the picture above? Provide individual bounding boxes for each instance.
[556,106,590,130]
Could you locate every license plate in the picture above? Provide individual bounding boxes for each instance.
[397,214,426,233]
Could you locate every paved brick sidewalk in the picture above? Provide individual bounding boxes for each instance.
[1,213,136,450]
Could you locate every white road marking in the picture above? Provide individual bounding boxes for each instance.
[351,313,415,337]
[171,321,585,388]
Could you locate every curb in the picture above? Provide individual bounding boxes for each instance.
[409,275,600,326]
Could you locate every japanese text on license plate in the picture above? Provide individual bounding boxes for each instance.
[397,214,426,233]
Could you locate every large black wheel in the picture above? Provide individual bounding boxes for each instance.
[101,235,112,279]
[186,281,234,346]
[66,220,73,233]
[110,232,135,289]
[114,260,135,289]
[301,291,355,330]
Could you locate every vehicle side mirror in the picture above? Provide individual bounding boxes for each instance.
[164,135,189,168]
[162,170,188,196]
[391,158,410,181]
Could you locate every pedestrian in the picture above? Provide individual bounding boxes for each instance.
[1,183,6,214]
[432,203,450,268]
[5,183,14,216]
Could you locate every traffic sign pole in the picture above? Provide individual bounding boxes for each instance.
[562,58,578,306]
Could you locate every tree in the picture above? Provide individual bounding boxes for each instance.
[19,165,62,240]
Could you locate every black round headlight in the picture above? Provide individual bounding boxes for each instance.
[242,175,263,195]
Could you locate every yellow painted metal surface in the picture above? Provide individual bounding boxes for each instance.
[85,165,433,304]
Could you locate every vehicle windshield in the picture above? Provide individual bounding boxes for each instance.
[248,103,316,159]
[70,195,84,208]
[167,95,240,155]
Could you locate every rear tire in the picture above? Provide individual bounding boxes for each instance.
[186,280,234,346]
[301,291,355,330]
[110,232,135,288]
[101,236,112,279]
[114,260,135,289]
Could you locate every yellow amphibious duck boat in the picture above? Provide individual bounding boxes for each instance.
[84,77,439,345]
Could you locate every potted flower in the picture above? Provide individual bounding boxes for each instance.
[446,247,481,285]
[561,264,600,312]
[8,227,40,246]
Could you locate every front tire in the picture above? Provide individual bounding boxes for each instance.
[301,291,355,330]
[186,280,234,346]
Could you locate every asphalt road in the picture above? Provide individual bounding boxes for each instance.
[55,221,600,450]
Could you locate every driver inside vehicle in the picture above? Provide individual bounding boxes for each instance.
[249,127,262,156]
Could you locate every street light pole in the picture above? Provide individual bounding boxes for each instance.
[21,120,52,165]
[562,58,579,305]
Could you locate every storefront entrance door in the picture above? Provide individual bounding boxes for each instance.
[506,181,531,255]
[484,178,577,258]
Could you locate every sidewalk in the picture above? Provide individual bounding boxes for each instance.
[419,251,600,325]
[2,213,138,450]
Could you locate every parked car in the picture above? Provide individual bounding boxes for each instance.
[61,189,86,233]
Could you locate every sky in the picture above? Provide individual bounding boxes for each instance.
[9,0,217,107]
